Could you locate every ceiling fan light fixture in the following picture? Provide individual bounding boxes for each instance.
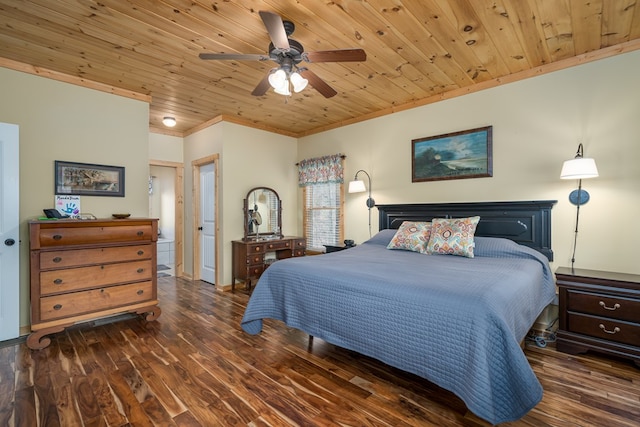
[162,117,176,127]
[268,68,287,89]
[273,79,291,96]
[290,71,308,93]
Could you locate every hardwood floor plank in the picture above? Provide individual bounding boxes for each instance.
[2,277,640,426]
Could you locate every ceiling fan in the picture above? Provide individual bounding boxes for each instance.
[199,11,366,98]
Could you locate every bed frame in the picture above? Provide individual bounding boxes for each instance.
[377,200,557,261]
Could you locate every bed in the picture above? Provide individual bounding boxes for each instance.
[241,200,557,425]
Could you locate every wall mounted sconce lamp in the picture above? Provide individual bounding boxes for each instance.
[348,169,375,237]
[162,117,177,127]
[560,143,599,270]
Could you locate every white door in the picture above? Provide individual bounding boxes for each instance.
[199,163,215,284]
[0,123,20,341]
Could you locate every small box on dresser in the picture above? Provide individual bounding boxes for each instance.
[555,267,640,367]
[28,218,161,350]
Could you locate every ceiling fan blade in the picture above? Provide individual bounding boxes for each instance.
[259,11,290,50]
[299,69,337,98]
[251,72,273,96]
[199,53,269,61]
[304,49,366,63]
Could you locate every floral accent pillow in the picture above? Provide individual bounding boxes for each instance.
[387,221,432,254]
[426,216,480,258]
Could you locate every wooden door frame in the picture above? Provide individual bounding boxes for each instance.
[149,160,184,278]
[192,154,219,285]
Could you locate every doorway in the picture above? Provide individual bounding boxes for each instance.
[149,160,184,278]
[192,154,219,285]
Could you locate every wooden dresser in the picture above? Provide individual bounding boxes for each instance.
[28,218,161,349]
[232,237,306,292]
[555,267,640,367]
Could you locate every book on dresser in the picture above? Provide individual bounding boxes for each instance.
[28,218,161,350]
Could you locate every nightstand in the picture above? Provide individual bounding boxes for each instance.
[555,267,640,367]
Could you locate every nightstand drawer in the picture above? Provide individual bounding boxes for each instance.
[566,290,640,323]
[567,312,640,347]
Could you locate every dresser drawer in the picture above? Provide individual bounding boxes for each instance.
[246,244,264,254]
[567,312,640,347]
[245,254,264,266]
[40,260,152,295]
[264,240,291,251]
[39,281,154,321]
[37,225,153,247]
[566,290,640,323]
[246,265,265,277]
[40,244,152,269]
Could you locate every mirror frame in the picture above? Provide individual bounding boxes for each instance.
[243,186,283,241]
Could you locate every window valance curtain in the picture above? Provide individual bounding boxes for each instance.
[298,153,344,186]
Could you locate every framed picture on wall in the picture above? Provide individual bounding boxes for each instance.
[55,160,125,197]
[411,126,493,182]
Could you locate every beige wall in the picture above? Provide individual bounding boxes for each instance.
[0,67,150,327]
[149,132,183,162]
[298,50,640,275]
[182,121,297,285]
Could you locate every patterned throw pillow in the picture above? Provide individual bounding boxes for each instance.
[426,216,480,258]
[387,221,432,254]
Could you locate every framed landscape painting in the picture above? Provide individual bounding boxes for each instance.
[412,126,493,182]
[55,160,125,197]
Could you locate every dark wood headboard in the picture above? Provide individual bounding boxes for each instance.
[377,200,557,261]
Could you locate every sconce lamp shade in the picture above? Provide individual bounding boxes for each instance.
[560,157,599,180]
[348,179,366,193]
[162,117,177,127]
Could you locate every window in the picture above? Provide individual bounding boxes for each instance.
[298,154,345,251]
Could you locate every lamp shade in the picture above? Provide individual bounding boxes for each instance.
[348,180,366,193]
[290,72,308,93]
[268,69,286,88]
[560,157,599,179]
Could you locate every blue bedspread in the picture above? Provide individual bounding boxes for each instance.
[241,230,556,424]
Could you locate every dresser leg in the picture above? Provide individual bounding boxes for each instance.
[134,305,162,321]
[26,324,70,350]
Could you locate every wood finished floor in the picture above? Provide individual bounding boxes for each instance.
[1,276,639,426]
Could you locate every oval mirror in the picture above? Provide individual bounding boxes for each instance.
[243,187,282,241]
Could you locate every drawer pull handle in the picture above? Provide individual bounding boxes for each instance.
[137,268,144,273]
[137,290,144,295]
[53,279,62,285]
[53,257,62,263]
[53,304,62,310]
[599,324,620,334]
[599,301,620,311]
[53,234,62,240]
[137,250,144,255]
[137,231,144,236]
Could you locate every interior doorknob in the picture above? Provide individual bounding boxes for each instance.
[198,226,203,230]
[4,238,15,246]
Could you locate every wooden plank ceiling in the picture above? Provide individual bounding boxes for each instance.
[0,0,639,137]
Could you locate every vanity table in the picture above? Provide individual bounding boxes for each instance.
[231,187,306,292]
[232,237,305,291]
